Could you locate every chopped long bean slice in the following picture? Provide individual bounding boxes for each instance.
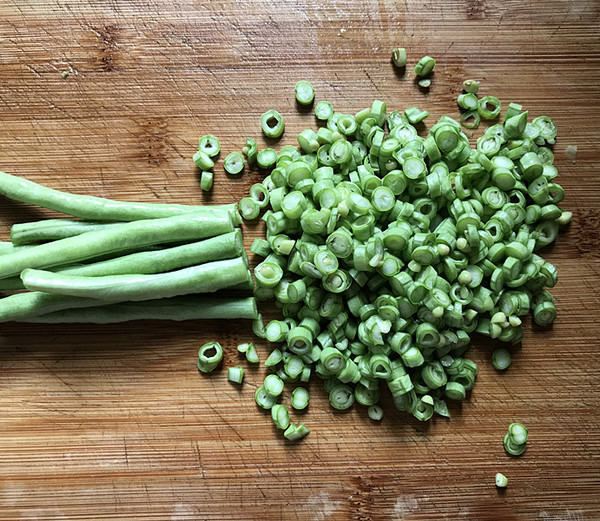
[271,404,291,430]
[283,423,310,441]
[193,150,214,171]
[492,348,512,370]
[199,135,221,157]
[261,110,285,138]
[227,366,245,384]
[329,384,355,410]
[295,81,315,106]
[255,386,277,409]
[368,405,384,421]
[508,423,529,445]
[224,152,245,175]
[291,387,310,410]
[478,96,502,120]
[414,56,436,77]
[197,342,223,373]
[495,473,508,488]
[392,48,407,67]
[462,79,479,93]
[264,374,284,397]
[503,432,526,456]
[200,171,214,191]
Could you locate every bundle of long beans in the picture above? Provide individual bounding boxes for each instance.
[0,171,257,323]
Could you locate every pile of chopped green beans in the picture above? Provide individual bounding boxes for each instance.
[0,171,257,324]
[237,81,568,438]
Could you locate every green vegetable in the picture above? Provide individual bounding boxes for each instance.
[224,152,245,175]
[462,79,479,94]
[503,432,527,456]
[20,296,258,323]
[197,342,223,373]
[367,405,384,420]
[503,423,529,456]
[508,422,529,445]
[193,150,215,170]
[239,197,260,220]
[261,110,285,138]
[11,219,116,245]
[457,93,478,110]
[0,212,236,279]
[257,148,278,169]
[242,138,258,164]
[414,56,435,77]
[200,171,214,191]
[255,386,277,409]
[198,135,221,157]
[295,81,315,105]
[0,171,237,222]
[291,386,310,410]
[271,404,290,430]
[227,366,245,384]
[495,473,508,488]
[492,348,512,370]
[15,231,235,288]
[245,343,260,363]
[329,384,355,410]
[238,85,568,438]
[478,96,502,120]
[21,257,251,301]
[265,320,290,342]
[264,374,284,397]
[315,101,334,121]
[283,423,310,441]
[392,48,407,67]
[2,232,245,292]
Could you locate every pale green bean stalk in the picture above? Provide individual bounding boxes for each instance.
[0,230,243,291]
[0,170,239,222]
[20,296,258,323]
[0,211,235,279]
[21,257,251,301]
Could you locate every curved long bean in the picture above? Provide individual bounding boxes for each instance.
[0,212,235,279]
[0,171,239,223]
[21,257,251,301]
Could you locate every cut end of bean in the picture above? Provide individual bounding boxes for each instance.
[495,472,508,488]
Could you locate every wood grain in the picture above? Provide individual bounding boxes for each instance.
[0,1,599,519]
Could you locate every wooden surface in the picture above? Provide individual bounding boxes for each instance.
[0,1,599,519]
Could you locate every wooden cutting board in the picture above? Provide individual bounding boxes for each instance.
[0,1,598,519]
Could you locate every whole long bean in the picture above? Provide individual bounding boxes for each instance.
[11,219,117,245]
[0,231,244,290]
[0,212,235,279]
[0,292,109,322]
[19,296,258,323]
[21,257,251,301]
[0,171,240,223]
[0,241,33,254]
